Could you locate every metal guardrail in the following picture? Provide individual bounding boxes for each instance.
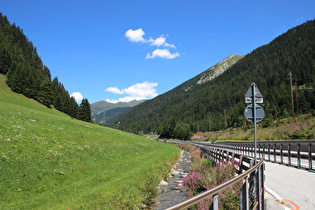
[199,140,315,170]
[167,142,264,210]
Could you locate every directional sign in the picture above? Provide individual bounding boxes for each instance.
[244,104,265,123]
[245,82,263,103]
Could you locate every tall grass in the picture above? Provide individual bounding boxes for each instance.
[0,75,179,209]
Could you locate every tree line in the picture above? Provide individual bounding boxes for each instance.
[0,13,91,122]
[112,19,315,135]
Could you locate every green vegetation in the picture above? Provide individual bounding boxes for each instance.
[0,13,91,122]
[112,20,315,134]
[158,117,193,140]
[177,144,241,209]
[0,74,179,209]
[196,113,315,141]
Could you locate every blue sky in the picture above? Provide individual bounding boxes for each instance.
[1,0,315,104]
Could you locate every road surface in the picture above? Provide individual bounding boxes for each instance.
[264,162,315,209]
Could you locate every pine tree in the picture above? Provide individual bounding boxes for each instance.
[78,98,92,122]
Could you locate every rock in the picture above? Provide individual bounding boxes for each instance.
[171,168,179,175]
[159,180,168,187]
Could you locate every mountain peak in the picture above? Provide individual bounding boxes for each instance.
[196,54,245,85]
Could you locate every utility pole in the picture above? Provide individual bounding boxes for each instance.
[288,72,295,116]
[295,82,299,115]
[224,110,227,129]
[209,114,212,132]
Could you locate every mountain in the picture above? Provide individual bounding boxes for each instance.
[184,54,245,91]
[91,100,146,124]
[111,20,315,134]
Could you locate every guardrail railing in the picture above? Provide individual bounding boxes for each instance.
[167,142,264,210]
[201,140,315,170]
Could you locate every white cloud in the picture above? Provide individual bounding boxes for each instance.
[71,92,83,103]
[125,28,178,59]
[164,42,176,48]
[105,81,158,103]
[146,49,180,59]
[125,28,146,42]
[149,35,176,48]
[105,87,124,95]
[106,96,147,103]
[150,36,166,47]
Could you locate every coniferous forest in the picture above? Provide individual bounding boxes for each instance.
[112,20,315,135]
[0,13,91,122]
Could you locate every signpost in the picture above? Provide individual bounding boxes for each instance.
[244,82,264,210]
[245,82,265,164]
[244,104,265,123]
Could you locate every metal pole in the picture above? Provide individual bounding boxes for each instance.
[308,143,313,170]
[210,194,219,210]
[252,83,257,164]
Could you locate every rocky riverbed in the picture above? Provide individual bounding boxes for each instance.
[152,150,191,209]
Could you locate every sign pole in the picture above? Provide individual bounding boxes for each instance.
[252,83,257,164]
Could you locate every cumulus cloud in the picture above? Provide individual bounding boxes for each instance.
[146,49,180,59]
[105,87,124,95]
[149,36,166,47]
[105,81,158,103]
[71,92,83,103]
[125,28,179,59]
[149,35,176,48]
[125,28,146,42]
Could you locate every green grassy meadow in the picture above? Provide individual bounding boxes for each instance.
[0,74,179,209]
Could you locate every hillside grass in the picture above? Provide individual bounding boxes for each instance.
[199,113,315,141]
[0,74,179,209]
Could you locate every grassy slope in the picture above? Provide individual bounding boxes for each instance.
[0,74,179,209]
[199,114,315,141]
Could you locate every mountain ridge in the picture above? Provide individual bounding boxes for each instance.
[110,20,315,133]
[91,99,146,124]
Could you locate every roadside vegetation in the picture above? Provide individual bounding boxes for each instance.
[176,144,241,209]
[194,112,315,141]
[0,74,179,209]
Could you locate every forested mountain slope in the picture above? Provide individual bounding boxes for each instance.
[112,20,315,133]
[0,13,91,122]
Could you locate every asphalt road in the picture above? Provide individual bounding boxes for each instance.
[264,162,315,210]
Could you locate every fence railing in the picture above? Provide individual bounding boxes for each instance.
[199,140,315,170]
[167,142,264,210]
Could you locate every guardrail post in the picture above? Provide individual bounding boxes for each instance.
[239,155,244,174]
[288,143,291,166]
[274,143,276,163]
[244,144,246,156]
[248,144,250,156]
[258,144,261,159]
[297,143,301,168]
[268,143,270,161]
[260,163,265,210]
[226,151,229,161]
[280,143,283,164]
[263,144,265,161]
[210,194,219,210]
[256,169,260,210]
[240,175,249,210]
[309,143,312,170]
